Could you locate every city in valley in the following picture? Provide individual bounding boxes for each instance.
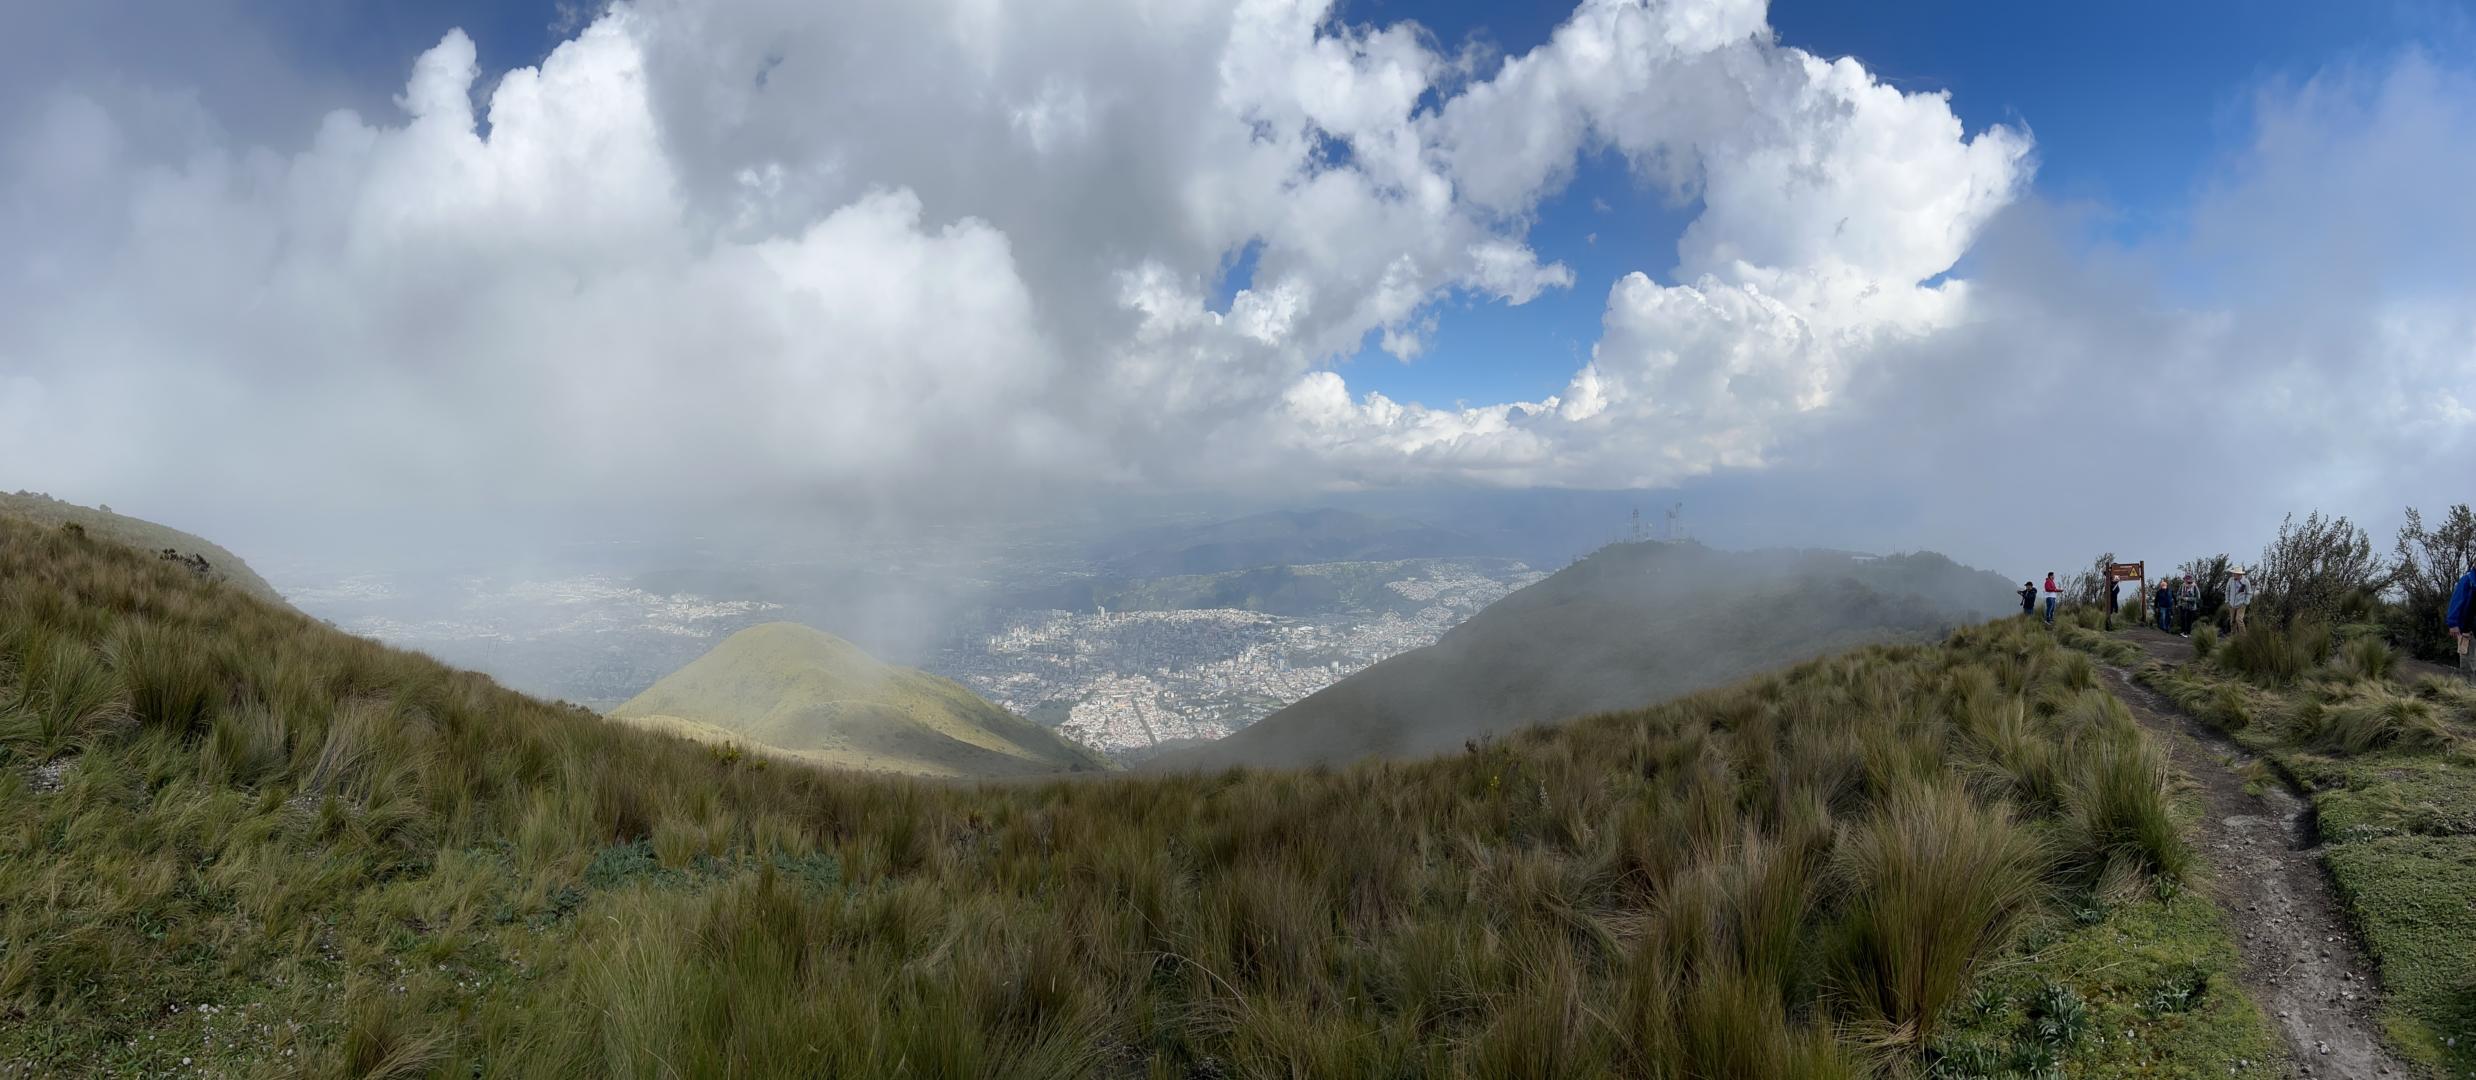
[278,553,1543,762]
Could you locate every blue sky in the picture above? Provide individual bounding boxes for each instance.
[1334,0,2466,406]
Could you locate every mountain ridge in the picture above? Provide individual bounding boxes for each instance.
[0,491,288,607]
[1150,540,2016,770]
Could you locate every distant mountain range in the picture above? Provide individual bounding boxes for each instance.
[1002,556,1534,619]
[1091,508,1488,577]
[1149,541,2017,770]
[611,622,1110,778]
[0,491,288,607]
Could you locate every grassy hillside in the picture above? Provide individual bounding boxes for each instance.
[610,622,1108,778]
[0,517,2288,1076]
[1160,542,2017,770]
[0,491,287,607]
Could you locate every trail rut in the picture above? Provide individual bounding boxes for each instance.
[2094,659,2412,1077]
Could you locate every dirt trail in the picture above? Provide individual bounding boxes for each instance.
[2093,659,2412,1077]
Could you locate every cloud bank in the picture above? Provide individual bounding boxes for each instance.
[2,0,2469,573]
[0,0,2027,511]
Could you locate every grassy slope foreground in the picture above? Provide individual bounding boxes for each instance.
[2072,618,2476,1075]
[609,621,1109,779]
[0,518,2281,1077]
[1164,542,2017,770]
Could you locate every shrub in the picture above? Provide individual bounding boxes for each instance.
[2254,511,2389,629]
[2389,504,2476,665]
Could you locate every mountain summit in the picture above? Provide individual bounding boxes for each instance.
[1152,541,2017,770]
[611,622,1107,778]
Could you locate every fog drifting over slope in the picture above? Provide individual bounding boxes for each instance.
[4,1,2473,579]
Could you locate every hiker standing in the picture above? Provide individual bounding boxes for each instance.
[2018,581,2037,617]
[2103,571,2121,630]
[2447,561,2476,684]
[2042,572,2061,627]
[2178,574,2200,637]
[2226,566,2252,635]
[2155,579,2175,633]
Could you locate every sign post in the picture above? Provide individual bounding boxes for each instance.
[2106,562,2146,620]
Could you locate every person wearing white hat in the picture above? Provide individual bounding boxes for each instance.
[2226,566,2252,635]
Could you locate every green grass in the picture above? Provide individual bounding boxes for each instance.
[2077,620,2476,1076]
[2323,835,2476,1070]
[0,518,2282,1077]
[1934,887,2281,1079]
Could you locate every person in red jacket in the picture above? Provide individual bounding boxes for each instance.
[2041,572,2061,627]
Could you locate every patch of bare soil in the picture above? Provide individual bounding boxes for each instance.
[2096,663,2413,1077]
[2119,624,2197,665]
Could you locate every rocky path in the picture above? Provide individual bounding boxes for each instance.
[2094,659,2414,1077]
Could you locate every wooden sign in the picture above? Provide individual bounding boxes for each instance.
[2106,562,2144,581]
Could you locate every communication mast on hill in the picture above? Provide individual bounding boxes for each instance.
[1666,503,1686,542]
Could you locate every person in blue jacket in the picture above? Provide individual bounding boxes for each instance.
[2448,561,2476,683]
[2154,580,2176,633]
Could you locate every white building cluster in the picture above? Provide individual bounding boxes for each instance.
[938,561,1542,760]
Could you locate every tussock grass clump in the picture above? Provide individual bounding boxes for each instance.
[2334,635,2399,682]
[0,519,2214,1076]
[2292,690,2458,756]
[2062,735,2191,884]
[2217,618,2332,685]
[2204,683,2253,733]
[1829,779,2044,1049]
[0,628,131,758]
[2190,623,2218,660]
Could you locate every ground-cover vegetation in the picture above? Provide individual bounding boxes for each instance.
[0,519,2282,1077]
[2087,618,2476,1074]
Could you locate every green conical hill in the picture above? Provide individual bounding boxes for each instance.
[612,622,1108,778]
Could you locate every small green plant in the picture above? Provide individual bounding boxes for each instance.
[2025,981,2089,1047]
[2140,964,2209,1016]
[2190,623,2217,660]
